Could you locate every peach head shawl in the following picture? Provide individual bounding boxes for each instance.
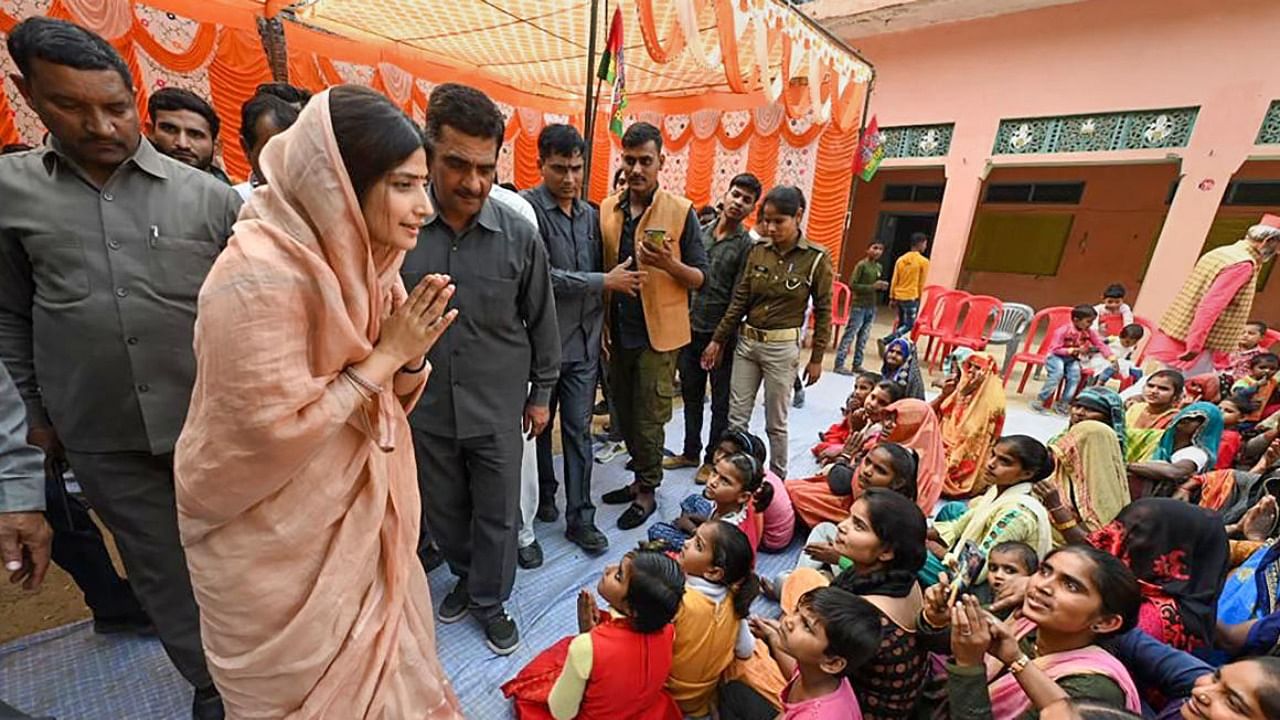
[939,352,1006,497]
[174,89,461,719]
[881,398,947,513]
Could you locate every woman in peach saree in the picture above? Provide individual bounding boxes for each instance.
[174,86,463,718]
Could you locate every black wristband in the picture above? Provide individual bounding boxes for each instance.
[399,356,428,374]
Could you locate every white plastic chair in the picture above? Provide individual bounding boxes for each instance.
[992,303,1035,378]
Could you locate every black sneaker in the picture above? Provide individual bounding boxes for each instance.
[517,540,544,569]
[438,581,470,624]
[483,611,521,656]
[565,524,609,555]
[192,685,225,720]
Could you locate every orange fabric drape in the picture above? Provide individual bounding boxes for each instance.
[588,116,614,205]
[132,20,217,72]
[718,117,755,151]
[0,88,18,147]
[804,124,859,255]
[513,123,541,190]
[662,121,695,153]
[635,0,687,64]
[714,0,749,94]
[684,135,716,209]
[746,131,780,199]
[209,27,273,182]
[287,51,328,94]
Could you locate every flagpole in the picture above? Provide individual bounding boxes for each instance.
[838,79,876,276]
[581,0,603,199]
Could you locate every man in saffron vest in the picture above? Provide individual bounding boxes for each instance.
[599,122,709,530]
[1148,214,1280,374]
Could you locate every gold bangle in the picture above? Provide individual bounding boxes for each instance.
[1052,518,1078,532]
[1008,654,1032,674]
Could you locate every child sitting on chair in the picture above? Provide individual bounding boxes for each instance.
[1092,283,1134,337]
[1033,305,1117,416]
[501,550,686,720]
[1088,323,1145,387]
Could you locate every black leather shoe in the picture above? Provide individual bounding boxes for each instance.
[565,524,609,555]
[601,486,636,505]
[438,581,470,624]
[192,686,224,720]
[517,540,544,569]
[536,496,559,523]
[617,501,656,530]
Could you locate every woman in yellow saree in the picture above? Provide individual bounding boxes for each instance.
[936,351,1006,497]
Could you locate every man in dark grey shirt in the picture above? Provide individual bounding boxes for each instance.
[522,125,645,556]
[0,19,240,719]
[665,173,761,482]
[402,83,559,657]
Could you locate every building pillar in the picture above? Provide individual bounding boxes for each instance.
[926,119,998,288]
[1133,97,1271,319]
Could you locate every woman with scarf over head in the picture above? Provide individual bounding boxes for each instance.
[175,87,462,717]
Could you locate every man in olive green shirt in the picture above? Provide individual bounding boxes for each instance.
[834,241,888,374]
[0,18,241,719]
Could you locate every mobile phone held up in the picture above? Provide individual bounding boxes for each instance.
[643,228,668,249]
[946,540,986,606]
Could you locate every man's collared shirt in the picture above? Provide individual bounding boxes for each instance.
[401,188,560,439]
[522,184,604,364]
[690,219,753,335]
[0,138,243,454]
[611,190,707,351]
[0,360,44,513]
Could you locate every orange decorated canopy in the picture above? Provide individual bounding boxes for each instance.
[0,0,873,259]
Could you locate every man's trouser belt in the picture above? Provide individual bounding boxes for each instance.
[741,325,801,343]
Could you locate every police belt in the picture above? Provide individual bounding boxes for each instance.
[741,325,802,343]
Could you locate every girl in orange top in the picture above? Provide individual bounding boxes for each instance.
[668,521,759,716]
[502,550,686,720]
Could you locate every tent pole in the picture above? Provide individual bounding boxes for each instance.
[837,78,876,276]
[581,0,602,199]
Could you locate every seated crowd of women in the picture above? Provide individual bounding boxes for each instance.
[502,338,1280,720]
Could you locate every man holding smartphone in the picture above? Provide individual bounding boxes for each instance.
[598,122,708,529]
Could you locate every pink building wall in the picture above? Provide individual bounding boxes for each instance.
[846,0,1280,322]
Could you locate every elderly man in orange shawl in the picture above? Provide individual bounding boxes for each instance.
[175,87,462,718]
[935,351,1006,497]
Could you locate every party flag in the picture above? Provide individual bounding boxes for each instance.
[596,6,627,137]
[854,115,885,182]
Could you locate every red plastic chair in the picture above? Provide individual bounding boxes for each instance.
[829,281,852,348]
[1003,306,1073,393]
[907,285,953,343]
[1263,328,1280,352]
[915,290,969,363]
[936,295,1004,368]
